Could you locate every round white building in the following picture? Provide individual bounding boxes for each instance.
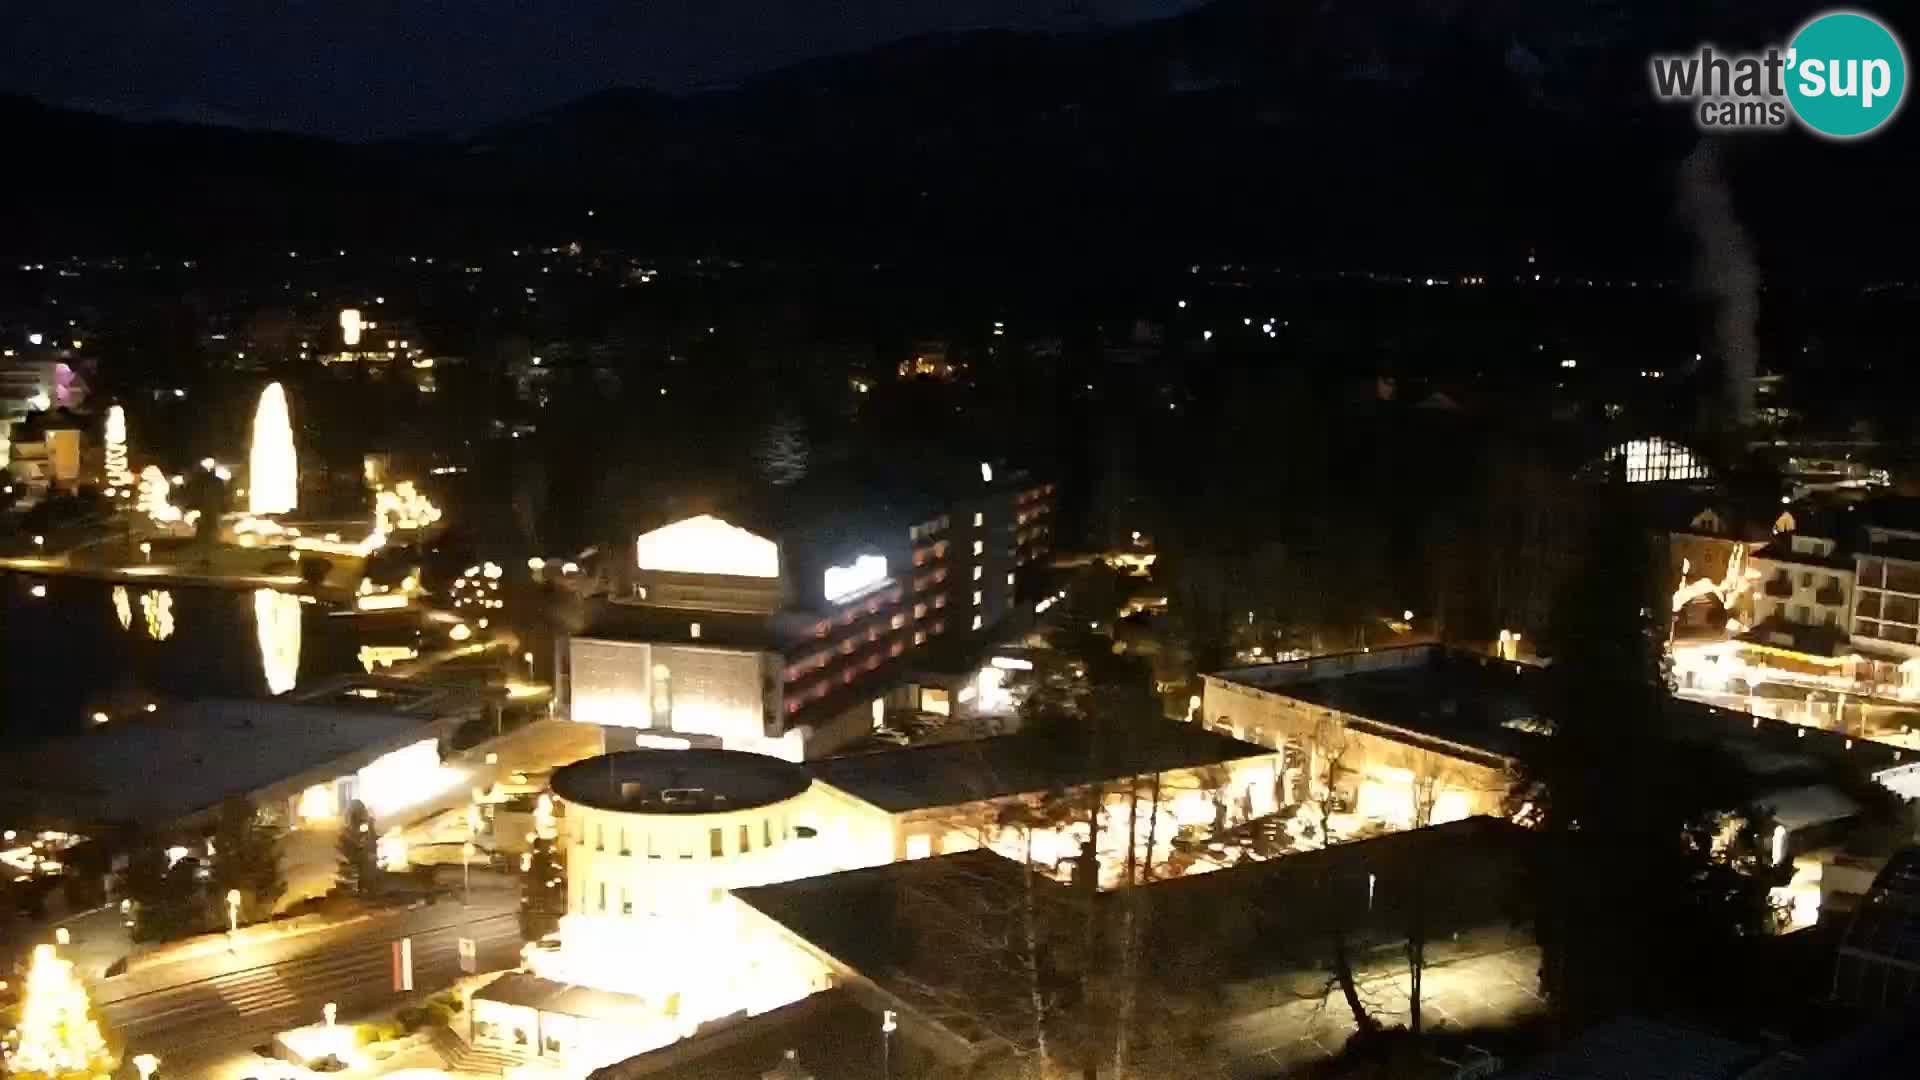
[550,749,814,920]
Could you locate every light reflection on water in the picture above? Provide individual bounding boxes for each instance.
[1,574,419,742]
[254,588,303,695]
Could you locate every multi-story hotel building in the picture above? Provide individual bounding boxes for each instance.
[562,465,1056,759]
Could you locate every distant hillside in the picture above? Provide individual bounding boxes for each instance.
[3,0,1914,273]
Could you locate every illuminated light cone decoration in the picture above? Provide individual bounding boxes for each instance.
[249,382,297,516]
[104,405,132,488]
[4,943,113,1077]
[136,466,181,525]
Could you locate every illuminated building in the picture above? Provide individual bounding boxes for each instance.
[248,382,298,515]
[1586,435,1713,484]
[479,751,834,1069]
[4,406,87,494]
[1747,531,1854,656]
[0,692,487,910]
[565,470,1057,759]
[798,719,1282,885]
[1211,644,1920,839]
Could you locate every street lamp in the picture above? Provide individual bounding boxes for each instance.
[132,1053,160,1080]
[881,1008,897,1079]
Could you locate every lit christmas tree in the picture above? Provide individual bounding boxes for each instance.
[103,405,132,489]
[136,466,181,525]
[4,944,114,1078]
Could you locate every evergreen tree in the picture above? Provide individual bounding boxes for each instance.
[210,797,284,924]
[520,833,567,940]
[125,845,200,943]
[336,800,382,898]
[3,944,115,1078]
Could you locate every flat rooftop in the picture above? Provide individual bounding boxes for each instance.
[734,849,1057,1050]
[1213,646,1548,764]
[804,720,1273,814]
[551,749,813,815]
[0,698,445,825]
[1215,644,1909,781]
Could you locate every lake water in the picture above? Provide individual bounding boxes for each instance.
[0,573,427,743]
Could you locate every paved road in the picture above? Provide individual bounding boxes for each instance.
[1214,943,1544,1078]
[99,908,524,1062]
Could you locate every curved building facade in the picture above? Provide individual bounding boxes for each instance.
[550,749,815,919]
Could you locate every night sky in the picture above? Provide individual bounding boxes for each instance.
[8,0,1197,140]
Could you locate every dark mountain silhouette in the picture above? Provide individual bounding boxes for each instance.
[3,0,1913,273]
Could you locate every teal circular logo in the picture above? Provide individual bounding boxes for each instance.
[1786,11,1907,138]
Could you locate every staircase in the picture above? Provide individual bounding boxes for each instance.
[431,1024,530,1073]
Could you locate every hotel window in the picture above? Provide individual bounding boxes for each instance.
[913,549,928,566]
[710,828,724,858]
[934,595,947,609]
[972,614,983,630]
[973,590,982,606]
[740,824,752,853]
[972,566,982,581]
[914,603,928,619]
[890,641,904,656]
[914,630,927,646]
[973,512,984,527]
[891,613,905,629]
[764,819,774,847]
[973,540,984,556]
[619,828,629,856]
[1007,573,1015,586]
[868,626,881,642]
[841,639,856,654]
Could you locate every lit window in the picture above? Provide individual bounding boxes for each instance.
[740,824,752,852]
[914,603,928,619]
[972,614,983,630]
[890,613,905,629]
[914,630,927,646]
[973,512,984,527]
[973,540,984,556]
[710,828,724,858]
[907,834,933,860]
[934,595,947,609]
[1007,573,1015,586]
[973,590,983,605]
[973,566,983,581]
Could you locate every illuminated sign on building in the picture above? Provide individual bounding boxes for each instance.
[823,554,888,604]
[635,515,779,579]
